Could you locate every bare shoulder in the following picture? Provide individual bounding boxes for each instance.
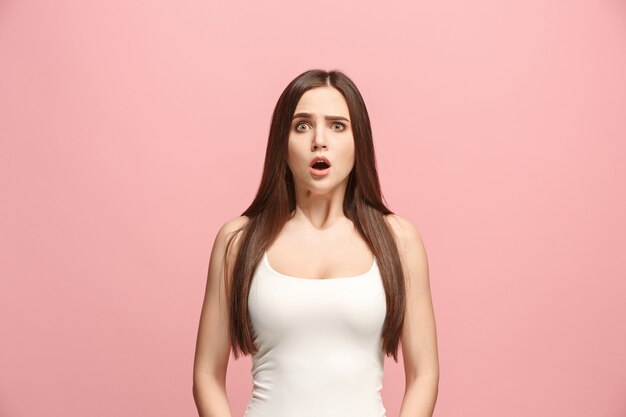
[216,215,250,250]
[209,215,250,277]
[219,215,250,238]
[384,214,425,252]
[384,213,429,281]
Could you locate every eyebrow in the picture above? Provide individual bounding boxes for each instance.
[292,112,350,123]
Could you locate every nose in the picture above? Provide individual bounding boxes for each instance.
[311,124,327,150]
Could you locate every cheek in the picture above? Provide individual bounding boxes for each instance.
[341,140,356,166]
[286,139,307,168]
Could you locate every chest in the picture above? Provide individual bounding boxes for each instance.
[248,256,387,341]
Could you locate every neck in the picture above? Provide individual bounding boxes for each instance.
[290,181,349,230]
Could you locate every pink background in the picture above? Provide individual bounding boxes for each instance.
[1,0,625,416]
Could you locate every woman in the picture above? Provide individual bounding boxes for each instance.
[193,69,439,417]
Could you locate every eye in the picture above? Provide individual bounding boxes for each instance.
[294,121,310,132]
[332,122,346,131]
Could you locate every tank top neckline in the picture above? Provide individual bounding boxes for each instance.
[262,251,377,282]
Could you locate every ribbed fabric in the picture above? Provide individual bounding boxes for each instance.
[243,251,388,417]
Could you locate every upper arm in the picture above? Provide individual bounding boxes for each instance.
[193,215,248,385]
[386,214,439,383]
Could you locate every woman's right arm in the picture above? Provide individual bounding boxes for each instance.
[192,216,247,417]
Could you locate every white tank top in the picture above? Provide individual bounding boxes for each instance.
[243,251,388,417]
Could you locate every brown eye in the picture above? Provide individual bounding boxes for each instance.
[295,122,309,132]
[332,122,346,131]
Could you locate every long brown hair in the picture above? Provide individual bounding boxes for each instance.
[224,69,406,362]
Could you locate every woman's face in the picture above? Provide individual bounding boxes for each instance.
[287,86,355,195]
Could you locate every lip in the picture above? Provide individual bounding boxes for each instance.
[309,155,331,168]
[309,165,330,177]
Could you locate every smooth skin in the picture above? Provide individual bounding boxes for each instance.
[193,86,439,417]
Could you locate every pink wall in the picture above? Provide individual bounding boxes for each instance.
[1,0,625,416]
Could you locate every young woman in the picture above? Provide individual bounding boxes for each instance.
[193,69,439,417]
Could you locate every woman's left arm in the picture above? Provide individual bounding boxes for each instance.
[391,215,440,417]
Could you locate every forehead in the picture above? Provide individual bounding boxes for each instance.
[294,86,349,116]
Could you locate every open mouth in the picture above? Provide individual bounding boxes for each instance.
[309,157,331,176]
[311,160,330,170]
